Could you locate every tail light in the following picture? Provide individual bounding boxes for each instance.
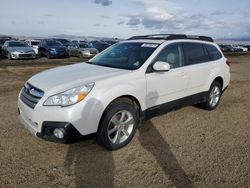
[226,59,230,67]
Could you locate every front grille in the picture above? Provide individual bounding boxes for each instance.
[19,54,33,58]
[20,83,44,109]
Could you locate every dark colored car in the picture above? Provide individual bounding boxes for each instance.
[219,45,235,52]
[0,37,12,56]
[53,39,72,48]
[90,41,111,52]
[104,40,118,45]
[38,39,69,58]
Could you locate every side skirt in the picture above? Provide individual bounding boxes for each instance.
[141,92,208,120]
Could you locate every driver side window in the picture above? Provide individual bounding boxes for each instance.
[154,43,182,69]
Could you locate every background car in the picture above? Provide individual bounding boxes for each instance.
[232,45,248,52]
[25,39,40,54]
[243,45,250,51]
[72,40,87,44]
[0,37,12,56]
[53,38,72,48]
[90,41,110,52]
[2,40,36,60]
[219,44,235,52]
[38,39,69,59]
[69,42,99,58]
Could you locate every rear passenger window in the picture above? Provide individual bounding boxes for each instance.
[204,44,222,61]
[182,43,210,65]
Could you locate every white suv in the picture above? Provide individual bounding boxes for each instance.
[18,34,230,150]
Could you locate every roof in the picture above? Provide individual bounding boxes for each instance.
[128,34,214,43]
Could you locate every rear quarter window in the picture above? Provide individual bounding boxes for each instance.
[182,43,210,65]
[204,44,222,61]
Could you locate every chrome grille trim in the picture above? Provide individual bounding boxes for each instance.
[20,83,44,109]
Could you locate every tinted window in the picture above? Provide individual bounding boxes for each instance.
[89,42,158,70]
[31,41,40,46]
[204,44,222,61]
[46,40,63,47]
[182,43,210,65]
[0,39,9,45]
[8,41,29,47]
[154,43,181,68]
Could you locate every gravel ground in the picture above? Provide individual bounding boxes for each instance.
[0,55,249,188]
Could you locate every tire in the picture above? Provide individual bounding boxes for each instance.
[46,52,51,59]
[96,102,139,150]
[79,53,83,59]
[7,53,12,60]
[200,81,222,110]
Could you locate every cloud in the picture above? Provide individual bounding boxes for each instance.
[100,15,110,19]
[93,23,101,27]
[127,18,141,26]
[44,14,54,17]
[125,0,224,34]
[94,0,112,6]
[117,21,125,25]
[210,11,229,16]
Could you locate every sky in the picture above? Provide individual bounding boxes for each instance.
[0,0,250,39]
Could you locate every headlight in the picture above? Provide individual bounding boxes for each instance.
[43,83,94,107]
[50,48,56,51]
[82,50,90,55]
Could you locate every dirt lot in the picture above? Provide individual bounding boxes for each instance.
[0,55,249,188]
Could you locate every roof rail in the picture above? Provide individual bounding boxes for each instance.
[128,34,214,42]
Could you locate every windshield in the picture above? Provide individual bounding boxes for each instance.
[89,42,158,70]
[0,39,9,45]
[55,39,69,44]
[46,40,63,47]
[79,43,92,48]
[9,41,29,47]
[31,41,40,45]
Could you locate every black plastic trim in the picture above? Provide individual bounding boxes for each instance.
[128,34,213,42]
[141,92,208,120]
[37,122,83,143]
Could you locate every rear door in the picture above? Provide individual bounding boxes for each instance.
[181,42,211,95]
[146,43,189,108]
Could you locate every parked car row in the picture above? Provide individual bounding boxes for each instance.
[219,44,249,52]
[0,37,118,60]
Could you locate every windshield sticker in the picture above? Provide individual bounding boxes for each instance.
[141,43,158,48]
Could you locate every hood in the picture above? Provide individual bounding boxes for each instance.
[28,63,129,96]
[8,47,34,52]
[48,46,66,50]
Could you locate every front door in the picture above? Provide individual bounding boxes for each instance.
[146,43,188,108]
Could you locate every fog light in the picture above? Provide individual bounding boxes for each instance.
[53,128,65,139]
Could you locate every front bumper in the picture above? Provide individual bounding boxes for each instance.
[18,109,81,143]
[18,91,104,143]
[50,51,69,58]
[10,52,36,59]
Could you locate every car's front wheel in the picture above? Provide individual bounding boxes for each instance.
[7,52,12,60]
[200,81,222,110]
[96,102,139,150]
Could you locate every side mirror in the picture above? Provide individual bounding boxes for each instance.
[153,61,170,72]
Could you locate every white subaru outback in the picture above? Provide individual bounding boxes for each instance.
[18,34,230,150]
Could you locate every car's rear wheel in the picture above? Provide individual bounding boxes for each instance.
[96,102,139,150]
[200,81,222,110]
